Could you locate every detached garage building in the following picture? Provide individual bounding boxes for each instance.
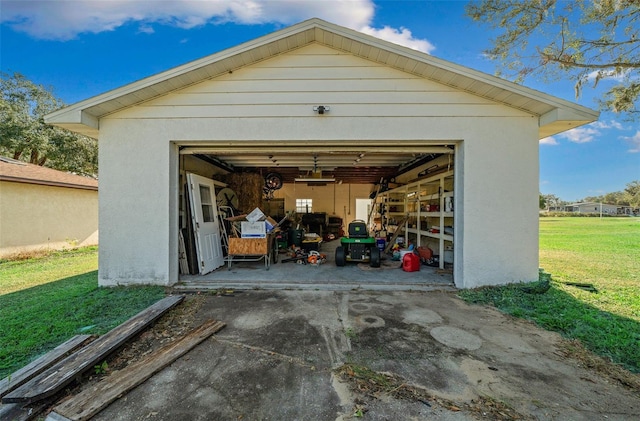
[45,19,598,289]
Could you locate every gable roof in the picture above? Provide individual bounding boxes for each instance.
[0,157,98,190]
[45,18,598,140]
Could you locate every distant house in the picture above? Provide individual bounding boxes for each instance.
[0,156,98,257]
[617,205,638,216]
[564,202,619,215]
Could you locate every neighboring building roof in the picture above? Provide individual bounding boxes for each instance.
[566,202,617,207]
[0,156,98,190]
[45,18,598,140]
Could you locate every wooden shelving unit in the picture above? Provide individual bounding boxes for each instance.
[373,170,454,269]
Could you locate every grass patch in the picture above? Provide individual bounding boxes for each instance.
[0,247,166,379]
[459,217,640,373]
[0,246,100,295]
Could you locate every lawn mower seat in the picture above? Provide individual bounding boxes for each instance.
[348,220,369,238]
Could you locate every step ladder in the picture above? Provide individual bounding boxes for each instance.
[384,213,410,253]
[218,206,234,259]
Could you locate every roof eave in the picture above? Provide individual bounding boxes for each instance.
[46,109,100,139]
[0,175,98,190]
[44,19,323,139]
[44,17,600,141]
[538,107,600,139]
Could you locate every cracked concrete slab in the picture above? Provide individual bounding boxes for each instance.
[78,290,639,421]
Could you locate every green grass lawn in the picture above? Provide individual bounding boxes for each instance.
[0,247,166,379]
[459,217,640,373]
[3,220,639,379]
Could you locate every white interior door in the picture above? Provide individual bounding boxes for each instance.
[186,173,224,274]
[355,198,370,222]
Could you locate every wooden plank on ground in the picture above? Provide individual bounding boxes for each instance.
[2,295,184,404]
[0,335,92,398]
[45,411,73,421]
[0,400,49,421]
[52,319,226,421]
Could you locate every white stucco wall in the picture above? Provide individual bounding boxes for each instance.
[456,121,539,286]
[98,119,173,285]
[97,43,540,288]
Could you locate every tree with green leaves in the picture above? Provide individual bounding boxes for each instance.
[466,0,640,119]
[541,193,564,210]
[623,180,640,208]
[582,180,640,207]
[0,72,97,177]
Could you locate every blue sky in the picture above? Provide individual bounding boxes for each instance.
[1,0,638,201]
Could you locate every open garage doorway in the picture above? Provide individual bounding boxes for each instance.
[175,141,458,290]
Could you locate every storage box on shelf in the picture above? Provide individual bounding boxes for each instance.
[373,170,454,269]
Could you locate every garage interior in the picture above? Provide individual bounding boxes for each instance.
[177,141,456,290]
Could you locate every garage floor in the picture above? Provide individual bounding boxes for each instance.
[177,240,455,291]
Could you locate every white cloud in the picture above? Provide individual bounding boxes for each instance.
[0,0,434,53]
[360,25,435,54]
[559,127,600,144]
[137,24,154,35]
[620,130,640,153]
[555,119,627,145]
[539,136,558,145]
[590,120,624,130]
[587,69,627,83]
[0,0,372,39]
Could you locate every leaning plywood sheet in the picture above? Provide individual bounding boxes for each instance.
[51,319,226,421]
[228,237,268,255]
[0,335,92,398]
[2,295,184,404]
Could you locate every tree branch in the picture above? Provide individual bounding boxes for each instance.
[541,53,640,70]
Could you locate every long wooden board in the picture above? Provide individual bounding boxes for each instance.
[3,295,184,404]
[51,319,225,421]
[0,335,92,398]
[0,400,49,421]
[45,412,72,421]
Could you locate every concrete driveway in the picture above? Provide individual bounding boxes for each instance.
[88,290,639,421]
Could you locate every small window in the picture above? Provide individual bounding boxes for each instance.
[296,199,312,213]
[199,185,215,222]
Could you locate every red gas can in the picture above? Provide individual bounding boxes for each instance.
[402,252,420,272]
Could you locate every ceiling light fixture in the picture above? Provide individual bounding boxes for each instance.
[418,165,439,177]
[295,177,335,182]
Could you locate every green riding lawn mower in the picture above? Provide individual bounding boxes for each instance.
[335,219,381,268]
